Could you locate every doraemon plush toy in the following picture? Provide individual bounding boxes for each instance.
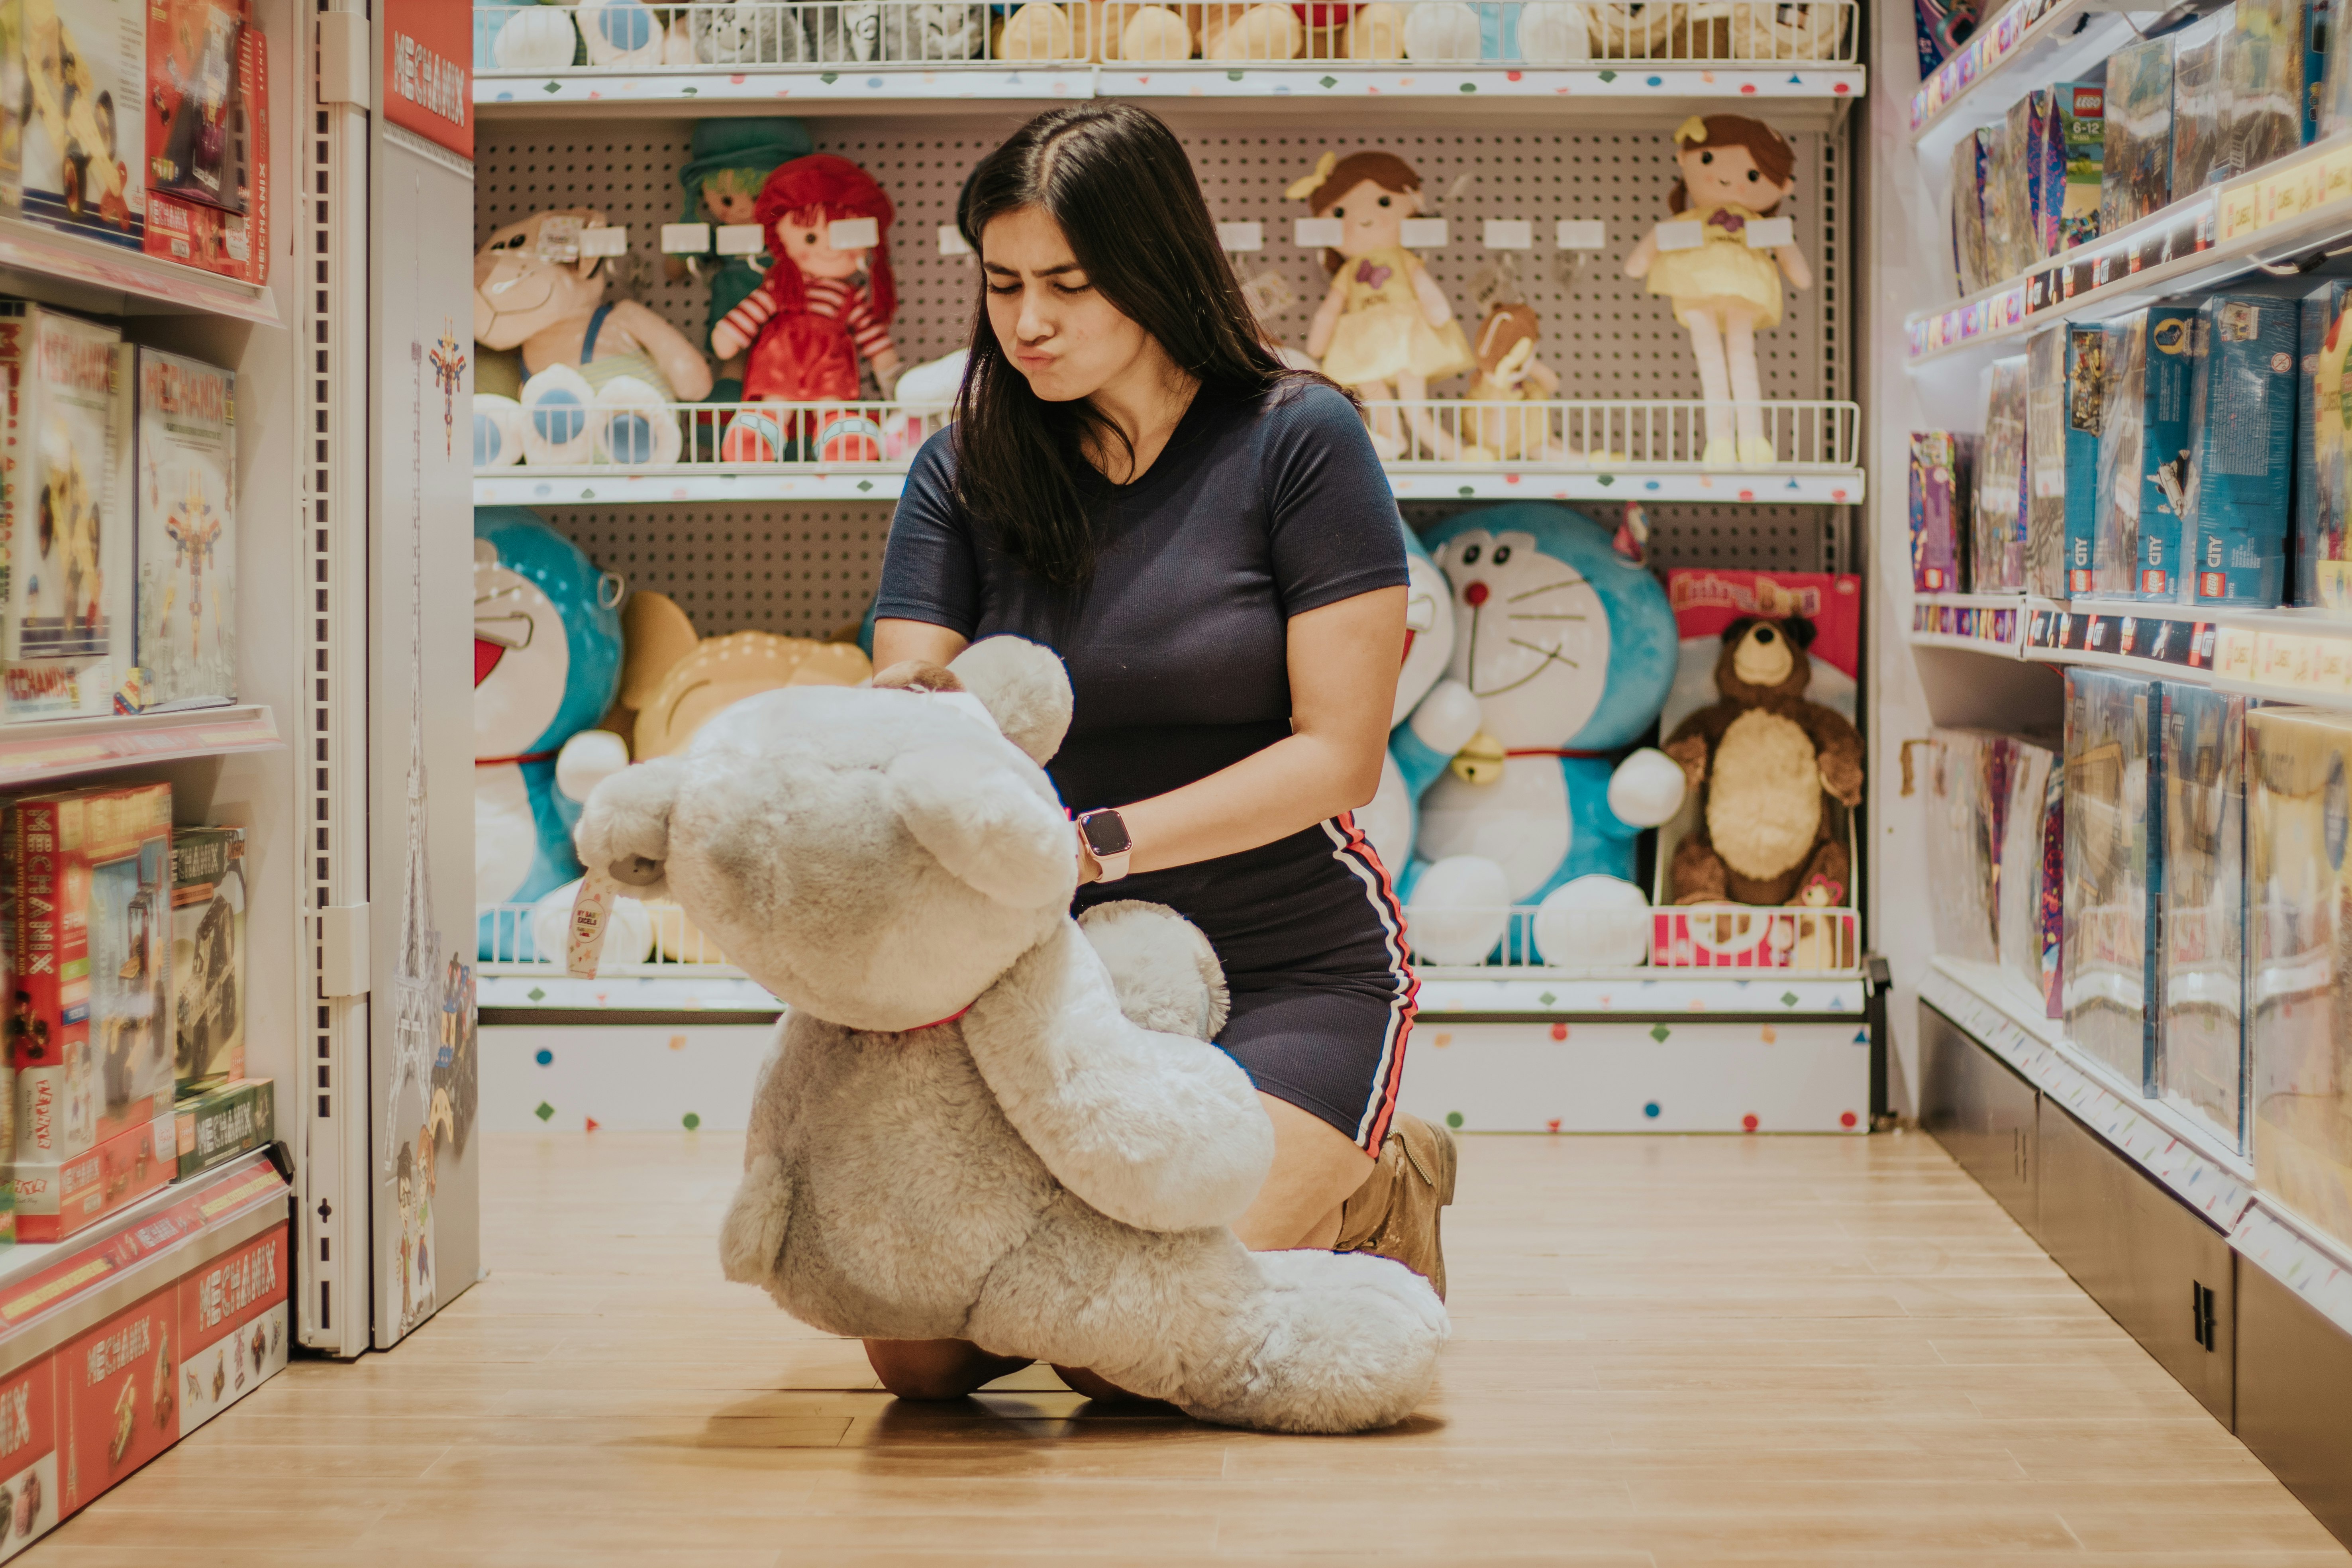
[474,509,629,959]
[1410,502,1687,964]
[1359,524,1479,877]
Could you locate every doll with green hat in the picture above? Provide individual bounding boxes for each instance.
[669,118,814,403]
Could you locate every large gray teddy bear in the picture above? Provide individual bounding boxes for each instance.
[573,636,1448,1433]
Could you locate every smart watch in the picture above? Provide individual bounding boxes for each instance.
[1077,809,1132,883]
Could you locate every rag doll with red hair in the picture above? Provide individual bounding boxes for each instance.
[713,154,903,463]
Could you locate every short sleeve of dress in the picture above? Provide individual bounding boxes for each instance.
[1260,382,1411,615]
[873,429,982,638]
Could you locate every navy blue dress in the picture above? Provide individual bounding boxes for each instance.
[873,379,1417,1150]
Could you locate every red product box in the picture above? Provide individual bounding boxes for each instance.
[4,785,175,1170]
[175,1227,285,1437]
[0,1356,59,1561]
[141,28,269,285]
[57,1284,177,1517]
[13,1110,174,1245]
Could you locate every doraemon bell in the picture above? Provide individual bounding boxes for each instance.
[474,509,628,959]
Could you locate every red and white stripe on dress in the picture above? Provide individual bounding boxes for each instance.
[711,275,897,365]
[1320,810,1418,1152]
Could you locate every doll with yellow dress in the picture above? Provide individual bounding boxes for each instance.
[1622,115,1813,468]
[1290,151,1473,460]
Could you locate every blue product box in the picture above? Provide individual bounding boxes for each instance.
[2095,303,2197,598]
[2300,280,2352,610]
[2063,324,2107,597]
[2182,294,2298,607]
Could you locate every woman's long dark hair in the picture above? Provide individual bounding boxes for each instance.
[954,103,1302,589]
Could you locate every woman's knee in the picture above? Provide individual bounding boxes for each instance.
[864,1337,1020,1401]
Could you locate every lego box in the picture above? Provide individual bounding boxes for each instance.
[168,827,242,1090]
[2096,303,2197,600]
[2298,279,2352,612]
[2182,294,2297,607]
[20,0,146,247]
[0,305,133,720]
[130,349,236,712]
[2051,81,2105,252]
[4,783,173,1169]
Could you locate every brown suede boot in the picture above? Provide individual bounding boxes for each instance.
[1331,1113,1457,1300]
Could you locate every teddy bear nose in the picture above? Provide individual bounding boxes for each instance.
[1463,582,1490,607]
[1755,626,1776,644]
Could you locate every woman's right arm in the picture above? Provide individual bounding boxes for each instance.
[867,436,981,673]
[872,619,968,671]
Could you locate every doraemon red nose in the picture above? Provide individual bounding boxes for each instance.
[1462,581,1491,607]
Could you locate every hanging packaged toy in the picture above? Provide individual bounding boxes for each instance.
[1623,116,1812,467]
[1290,150,1473,461]
[713,155,901,465]
[665,118,813,405]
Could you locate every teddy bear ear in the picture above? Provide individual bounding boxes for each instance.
[888,744,1075,909]
[946,636,1073,766]
[573,756,688,900]
[1783,616,1818,649]
[1720,616,1757,646]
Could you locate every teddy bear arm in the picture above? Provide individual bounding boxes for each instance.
[961,924,1274,1233]
[1660,730,1712,792]
[1800,705,1866,805]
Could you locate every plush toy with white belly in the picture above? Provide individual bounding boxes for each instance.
[474,508,628,960]
[1408,502,1686,964]
[1358,524,1479,876]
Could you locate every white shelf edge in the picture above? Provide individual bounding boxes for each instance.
[1908,629,2022,656]
[0,703,282,789]
[0,215,277,326]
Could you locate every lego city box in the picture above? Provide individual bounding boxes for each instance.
[19,0,147,248]
[0,304,133,720]
[4,782,173,1168]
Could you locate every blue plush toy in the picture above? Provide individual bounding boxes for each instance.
[473,509,628,959]
[1408,502,1687,964]
[1359,523,1481,877]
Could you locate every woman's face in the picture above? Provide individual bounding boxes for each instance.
[1325,177,1415,258]
[981,205,1154,404]
[1676,142,1792,212]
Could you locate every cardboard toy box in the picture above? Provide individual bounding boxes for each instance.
[19,0,146,248]
[172,1076,268,1180]
[2300,279,2352,612]
[129,349,236,712]
[2181,294,2297,606]
[12,1105,171,1244]
[167,827,242,1090]
[2062,669,2158,1094]
[2095,303,2197,600]
[0,304,133,720]
[141,21,268,285]
[175,1224,287,1438]
[4,783,173,1173]
[1908,431,1971,592]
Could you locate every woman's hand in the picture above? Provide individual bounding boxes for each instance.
[1074,823,1102,884]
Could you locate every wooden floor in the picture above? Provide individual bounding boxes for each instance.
[27,1129,2352,1566]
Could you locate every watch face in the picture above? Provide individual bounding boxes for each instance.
[1081,811,1131,857]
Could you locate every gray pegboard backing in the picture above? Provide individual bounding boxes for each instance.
[546,504,896,639]
[475,116,1842,405]
[1399,500,1829,573]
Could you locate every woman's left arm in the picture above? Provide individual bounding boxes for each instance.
[1084,585,1405,879]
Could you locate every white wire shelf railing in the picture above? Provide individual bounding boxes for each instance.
[480,899,743,977]
[473,0,1858,73]
[473,395,1862,478]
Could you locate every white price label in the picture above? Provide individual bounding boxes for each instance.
[715,224,766,256]
[1400,217,1448,248]
[1481,218,1534,250]
[659,222,710,254]
[1216,220,1265,252]
[577,225,629,257]
[1295,217,1344,248]
[1554,218,1607,249]
[829,216,880,249]
[1743,216,1795,248]
[1654,220,1705,252]
[937,224,973,256]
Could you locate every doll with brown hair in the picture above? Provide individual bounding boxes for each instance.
[1460,300,1560,461]
[1622,115,1812,468]
[1291,150,1473,460]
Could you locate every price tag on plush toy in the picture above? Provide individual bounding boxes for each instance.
[937,225,973,256]
[1215,221,1264,252]
[1481,219,1533,250]
[1743,216,1795,249]
[715,224,765,256]
[661,223,711,254]
[829,216,880,250]
[1654,220,1704,252]
[1400,217,1448,248]
[1294,217,1344,248]
[565,867,622,979]
[578,225,630,258]
[536,214,585,261]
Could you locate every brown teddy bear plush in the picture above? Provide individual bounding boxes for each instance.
[1662,616,1864,907]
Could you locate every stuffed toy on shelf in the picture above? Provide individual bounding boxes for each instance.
[473,509,628,961]
[666,119,814,405]
[711,155,901,464]
[1402,0,1590,59]
[1358,524,1480,875]
[1406,502,1688,966]
[1459,300,1561,462]
[1622,114,1811,468]
[993,1,1097,57]
[1291,150,1473,461]
[474,210,714,469]
[1662,614,1863,907]
[1100,0,1200,56]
